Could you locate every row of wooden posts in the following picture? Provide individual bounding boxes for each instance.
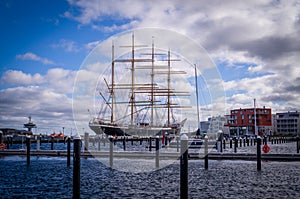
[1,132,299,199]
[215,136,299,153]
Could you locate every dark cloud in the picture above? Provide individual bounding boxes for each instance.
[234,35,300,60]
[262,94,297,103]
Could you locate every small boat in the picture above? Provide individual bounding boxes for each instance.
[50,132,64,139]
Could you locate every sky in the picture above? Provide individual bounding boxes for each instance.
[0,0,300,135]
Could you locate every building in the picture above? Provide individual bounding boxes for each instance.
[226,107,272,136]
[200,115,228,135]
[274,111,299,135]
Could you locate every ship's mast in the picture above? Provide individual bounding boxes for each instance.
[151,39,154,126]
[167,50,171,127]
[194,64,200,134]
[111,43,115,124]
[131,34,135,125]
[110,35,190,127]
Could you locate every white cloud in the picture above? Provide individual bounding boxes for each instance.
[0,85,74,133]
[0,70,44,86]
[0,67,103,134]
[51,39,80,52]
[16,52,56,65]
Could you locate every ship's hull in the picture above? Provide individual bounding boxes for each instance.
[89,123,180,137]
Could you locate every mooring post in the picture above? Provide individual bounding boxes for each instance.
[98,136,101,151]
[36,136,40,151]
[67,137,71,167]
[109,137,113,168]
[149,137,152,152]
[219,131,223,153]
[165,134,168,147]
[123,137,126,151]
[177,136,179,152]
[156,136,159,168]
[240,138,242,147]
[234,137,237,153]
[204,135,208,170]
[73,138,81,199]
[230,138,232,148]
[264,136,267,145]
[243,138,246,147]
[180,134,188,199]
[51,137,54,150]
[84,132,89,151]
[297,136,299,154]
[39,134,42,146]
[257,136,261,171]
[223,139,226,150]
[26,136,30,166]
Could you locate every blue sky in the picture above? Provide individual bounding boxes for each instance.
[1,0,299,134]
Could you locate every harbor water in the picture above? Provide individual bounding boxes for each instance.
[0,156,299,198]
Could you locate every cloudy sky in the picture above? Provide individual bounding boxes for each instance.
[1,0,299,135]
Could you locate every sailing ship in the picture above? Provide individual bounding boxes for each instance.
[89,34,190,137]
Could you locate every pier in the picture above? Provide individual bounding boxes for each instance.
[0,135,299,162]
[1,149,299,161]
[1,134,300,199]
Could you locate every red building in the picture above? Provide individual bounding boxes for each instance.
[226,107,272,136]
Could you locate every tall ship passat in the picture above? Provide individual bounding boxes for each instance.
[89,34,190,137]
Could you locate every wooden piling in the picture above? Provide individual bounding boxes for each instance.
[177,136,179,152]
[73,138,81,199]
[84,132,89,151]
[240,138,242,147]
[234,137,237,153]
[264,136,267,146]
[123,137,126,151]
[204,135,208,170]
[257,137,261,171]
[297,136,299,154]
[109,137,113,168]
[26,136,30,166]
[180,134,188,199]
[98,137,101,151]
[36,137,40,151]
[51,137,54,150]
[149,137,152,152]
[156,136,159,168]
[67,137,71,167]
